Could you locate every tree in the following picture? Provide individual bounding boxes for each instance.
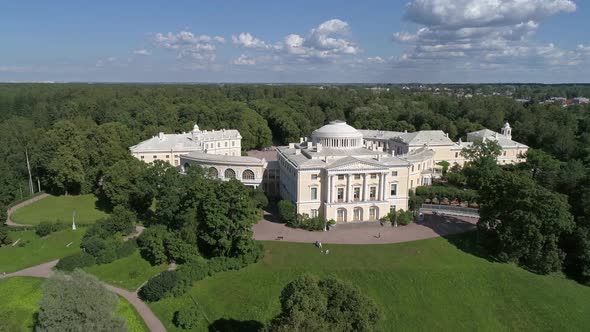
[101,158,153,213]
[0,225,10,246]
[137,225,171,265]
[478,171,575,274]
[460,139,502,189]
[47,147,86,195]
[277,200,296,224]
[267,275,381,332]
[36,270,125,332]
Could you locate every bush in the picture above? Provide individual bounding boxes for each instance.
[174,306,201,329]
[35,222,66,237]
[277,200,296,224]
[384,210,414,226]
[137,225,171,265]
[249,188,269,209]
[0,225,10,246]
[177,260,209,282]
[165,236,201,264]
[286,214,326,231]
[415,185,478,204]
[56,252,96,271]
[138,270,180,302]
[207,256,246,275]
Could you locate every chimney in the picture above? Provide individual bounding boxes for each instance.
[316,143,323,152]
[300,137,304,143]
[289,143,295,149]
[295,148,301,155]
[158,132,165,140]
[404,130,408,133]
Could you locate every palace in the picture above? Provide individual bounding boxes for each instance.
[129,120,528,224]
[277,121,527,223]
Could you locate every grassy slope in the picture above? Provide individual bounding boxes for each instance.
[149,234,590,331]
[0,229,84,273]
[84,250,168,291]
[0,277,148,332]
[11,194,109,225]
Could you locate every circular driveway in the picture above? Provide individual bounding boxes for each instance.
[253,212,477,245]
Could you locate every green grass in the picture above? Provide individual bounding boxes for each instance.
[149,234,590,331]
[84,250,168,291]
[11,194,109,225]
[0,277,148,332]
[0,277,42,331]
[0,229,84,273]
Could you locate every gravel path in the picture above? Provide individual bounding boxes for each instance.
[4,193,50,227]
[2,259,167,332]
[253,211,477,245]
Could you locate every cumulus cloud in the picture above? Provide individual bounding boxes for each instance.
[232,54,257,65]
[393,0,584,70]
[232,19,360,63]
[153,30,225,64]
[133,49,151,56]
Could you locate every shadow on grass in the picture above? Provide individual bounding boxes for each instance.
[94,192,114,213]
[417,213,494,262]
[208,318,264,332]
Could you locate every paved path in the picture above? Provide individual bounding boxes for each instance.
[4,193,50,227]
[253,211,477,245]
[2,260,167,332]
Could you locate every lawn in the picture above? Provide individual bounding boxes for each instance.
[0,277,148,332]
[84,250,168,291]
[11,194,109,225]
[149,234,590,331]
[0,228,84,273]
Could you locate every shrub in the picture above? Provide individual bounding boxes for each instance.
[207,256,245,275]
[137,225,171,265]
[116,238,137,258]
[177,260,209,282]
[56,252,96,271]
[277,200,296,224]
[384,210,414,226]
[35,222,66,237]
[165,236,201,264]
[0,225,10,246]
[249,188,269,209]
[173,306,201,330]
[138,270,180,302]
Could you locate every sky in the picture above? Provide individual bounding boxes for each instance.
[0,0,589,83]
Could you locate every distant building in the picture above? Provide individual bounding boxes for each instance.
[573,97,590,105]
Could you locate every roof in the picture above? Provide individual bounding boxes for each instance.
[399,147,436,162]
[392,130,454,146]
[312,120,362,138]
[467,130,528,148]
[276,145,409,169]
[359,129,404,140]
[129,129,241,153]
[180,151,266,166]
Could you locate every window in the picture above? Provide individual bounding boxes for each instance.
[140,156,144,160]
[354,174,361,180]
[370,186,377,200]
[224,168,236,179]
[390,183,397,196]
[353,187,360,201]
[337,209,346,222]
[242,169,255,180]
[225,142,228,147]
[418,164,421,170]
[411,165,415,172]
[338,175,345,180]
[391,171,398,176]
[174,160,179,166]
[311,174,318,180]
[371,173,377,179]
[503,151,507,156]
[153,155,157,159]
[311,187,318,200]
[410,180,413,187]
[208,167,218,178]
[337,188,344,202]
[232,141,235,147]
[218,142,221,148]
[166,155,169,159]
[455,152,459,158]
[311,209,319,218]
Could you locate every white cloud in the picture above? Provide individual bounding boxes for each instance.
[133,49,151,56]
[232,54,256,65]
[153,30,225,64]
[393,0,586,70]
[95,56,117,67]
[232,32,272,49]
[232,19,361,63]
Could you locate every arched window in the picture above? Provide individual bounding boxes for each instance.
[224,168,236,179]
[337,208,347,223]
[208,167,218,178]
[353,207,363,221]
[242,169,255,180]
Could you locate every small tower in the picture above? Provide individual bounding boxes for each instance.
[501,122,512,139]
[191,123,201,141]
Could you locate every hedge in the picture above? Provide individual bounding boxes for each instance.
[56,252,96,271]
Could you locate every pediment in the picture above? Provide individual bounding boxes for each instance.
[326,157,387,171]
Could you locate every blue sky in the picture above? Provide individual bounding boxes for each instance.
[1,0,588,83]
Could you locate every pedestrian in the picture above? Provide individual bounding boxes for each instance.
[325,249,330,255]
[318,241,323,249]
[377,232,381,238]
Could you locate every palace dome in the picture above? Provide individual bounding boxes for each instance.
[311,120,363,149]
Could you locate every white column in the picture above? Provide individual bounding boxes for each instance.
[363,173,368,201]
[382,173,387,201]
[346,174,352,202]
[326,175,332,203]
